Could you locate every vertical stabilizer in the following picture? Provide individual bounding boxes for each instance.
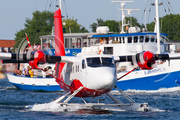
[54,9,66,90]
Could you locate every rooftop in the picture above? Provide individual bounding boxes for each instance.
[0,40,16,47]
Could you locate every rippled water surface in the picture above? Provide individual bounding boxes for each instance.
[1,78,180,120]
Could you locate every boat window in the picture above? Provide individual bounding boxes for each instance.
[145,36,149,42]
[134,36,138,43]
[77,38,81,48]
[122,37,125,43]
[104,47,113,55]
[82,59,86,69]
[151,36,155,42]
[72,66,74,73]
[128,37,132,43]
[119,37,122,43]
[83,38,88,47]
[71,38,76,48]
[69,38,74,48]
[86,57,114,67]
[140,36,144,43]
[65,38,70,48]
[76,66,77,72]
[78,66,79,72]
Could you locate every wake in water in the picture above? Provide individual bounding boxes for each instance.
[110,86,180,94]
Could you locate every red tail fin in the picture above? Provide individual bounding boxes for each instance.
[54,9,66,90]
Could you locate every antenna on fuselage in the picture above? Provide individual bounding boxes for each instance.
[111,1,140,33]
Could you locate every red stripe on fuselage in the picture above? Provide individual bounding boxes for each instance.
[70,79,111,97]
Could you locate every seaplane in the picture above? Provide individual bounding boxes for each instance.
[1,8,180,112]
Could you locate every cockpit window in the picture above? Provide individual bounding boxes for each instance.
[86,57,101,67]
[86,57,114,67]
[102,57,114,66]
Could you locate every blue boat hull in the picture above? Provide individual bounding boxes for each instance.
[116,71,180,90]
[10,82,61,91]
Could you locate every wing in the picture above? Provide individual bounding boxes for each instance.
[114,51,180,70]
[1,51,75,69]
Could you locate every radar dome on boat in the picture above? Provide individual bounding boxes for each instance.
[96,26,109,34]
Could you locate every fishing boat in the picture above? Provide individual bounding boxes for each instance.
[87,0,180,90]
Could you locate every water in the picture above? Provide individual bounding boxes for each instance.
[1,78,180,120]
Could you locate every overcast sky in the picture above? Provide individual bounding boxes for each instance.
[0,0,179,40]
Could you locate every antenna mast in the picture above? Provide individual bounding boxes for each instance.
[112,1,140,33]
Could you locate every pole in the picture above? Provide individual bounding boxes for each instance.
[155,0,161,54]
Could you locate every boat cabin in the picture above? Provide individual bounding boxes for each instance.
[91,32,169,55]
[39,33,98,56]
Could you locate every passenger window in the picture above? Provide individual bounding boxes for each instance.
[128,37,132,43]
[82,60,86,69]
[122,37,125,43]
[151,36,155,42]
[140,36,144,43]
[145,36,149,42]
[119,37,122,43]
[104,47,113,55]
[134,36,138,43]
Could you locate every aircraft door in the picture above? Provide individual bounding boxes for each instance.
[82,59,87,86]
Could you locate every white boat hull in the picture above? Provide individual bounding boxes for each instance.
[7,73,61,91]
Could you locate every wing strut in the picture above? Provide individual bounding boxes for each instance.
[117,68,137,81]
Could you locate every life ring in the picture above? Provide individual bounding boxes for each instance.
[98,49,102,54]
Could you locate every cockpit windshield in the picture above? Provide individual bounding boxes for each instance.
[86,57,115,67]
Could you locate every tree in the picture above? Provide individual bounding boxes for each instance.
[62,18,89,33]
[146,14,180,41]
[90,18,106,32]
[90,18,120,32]
[14,10,54,49]
[146,22,155,32]
[161,14,180,41]
[90,17,142,33]
[104,20,119,32]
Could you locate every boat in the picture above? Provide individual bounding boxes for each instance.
[7,0,180,91]
[88,0,180,90]
[7,73,60,91]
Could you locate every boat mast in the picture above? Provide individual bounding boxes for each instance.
[59,0,62,10]
[112,1,140,33]
[155,0,161,54]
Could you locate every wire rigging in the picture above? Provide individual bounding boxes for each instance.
[147,0,152,24]
[164,0,170,14]
[63,0,68,18]
[140,0,149,24]
[45,0,49,10]
[167,0,175,14]
[162,0,167,14]
[48,0,54,11]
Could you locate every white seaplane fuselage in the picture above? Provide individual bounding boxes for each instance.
[60,54,117,97]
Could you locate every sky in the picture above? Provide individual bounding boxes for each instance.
[0,0,179,40]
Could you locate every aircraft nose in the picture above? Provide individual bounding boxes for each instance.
[87,68,117,90]
[100,71,116,89]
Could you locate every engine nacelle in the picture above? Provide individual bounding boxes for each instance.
[29,51,46,69]
[134,51,155,70]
